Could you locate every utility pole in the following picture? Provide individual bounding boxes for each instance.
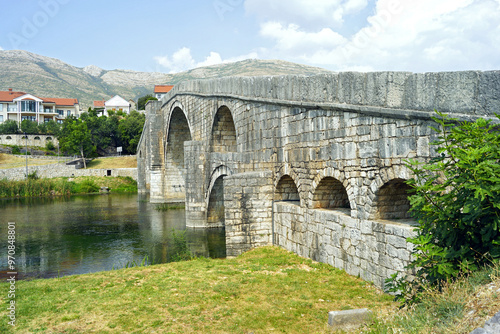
[24,132,28,179]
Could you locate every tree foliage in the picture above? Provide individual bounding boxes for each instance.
[387,111,500,304]
[0,120,19,134]
[59,118,95,168]
[137,94,157,111]
[118,111,145,154]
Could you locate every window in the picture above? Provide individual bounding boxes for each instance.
[0,115,3,122]
[21,116,36,122]
[57,109,64,116]
[57,120,63,124]
[7,104,17,112]
[0,103,3,111]
[21,100,36,112]
[67,110,71,117]
[44,118,51,123]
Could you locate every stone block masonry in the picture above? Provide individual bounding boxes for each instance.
[0,164,137,181]
[137,71,500,288]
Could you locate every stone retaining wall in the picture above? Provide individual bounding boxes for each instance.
[0,164,137,181]
[0,134,59,148]
[274,202,416,288]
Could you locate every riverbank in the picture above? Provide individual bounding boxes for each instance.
[0,246,396,333]
[0,176,137,198]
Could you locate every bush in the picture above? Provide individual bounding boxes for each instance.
[11,146,21,155]
[46,141,56,151]
[387,111,500,304]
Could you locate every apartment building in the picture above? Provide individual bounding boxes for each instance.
[0,89,80,124]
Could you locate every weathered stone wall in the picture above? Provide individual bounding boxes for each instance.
[224,171,273,257]
[137,71,500,288]
[0,164,137,181]
[0,134,59,148]
[273,202,415,288]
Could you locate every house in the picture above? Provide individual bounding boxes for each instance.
[0,88,80,124]
[154,85,174,100]
[93,95,131,116]
[93,100,105,112]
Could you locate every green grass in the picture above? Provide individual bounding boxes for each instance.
[0,176,137,198]
[0,246,396,333]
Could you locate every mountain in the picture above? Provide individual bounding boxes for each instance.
[0,50,333,109]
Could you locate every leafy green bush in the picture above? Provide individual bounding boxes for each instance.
[387,111,500,304]
[75,179,99,193]
[11,145,21,155]
[46,141,56,151]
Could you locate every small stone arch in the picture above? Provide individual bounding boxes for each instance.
[371,178,412,220]
[6,136,12,140]
[46,137,52,141]
[206,165,233,227]
[34,136,41,140]
[275,175,300,202]
[205,165,234,206]
[274,164,302,203]
[312,177,351,210]
[210,105,237,153]
[310,167,354,211]
[21,136,28,139]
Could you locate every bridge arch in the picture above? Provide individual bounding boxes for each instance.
[164,103,192,202]
[367,166,413,220]
[206,165,233,227]
[310,168,354,212]
[210,105,237,153]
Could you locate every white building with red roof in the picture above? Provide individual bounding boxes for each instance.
[0,88,80,124]
[154,85,174,100]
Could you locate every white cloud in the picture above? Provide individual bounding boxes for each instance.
[254,0,500,72]
[155,48,259,73]
[245,0,368,28]
[260,22,346,54]
[0,46,3,51]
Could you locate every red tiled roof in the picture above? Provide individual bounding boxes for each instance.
[154,85,174,93]
[42,97,79,106]
[93,100,105,107]
[0,90,26,102]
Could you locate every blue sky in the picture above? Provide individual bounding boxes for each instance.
[1,0,499,73]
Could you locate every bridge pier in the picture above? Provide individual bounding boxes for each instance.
[185,140,210,227]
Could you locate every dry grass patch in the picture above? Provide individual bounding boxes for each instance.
[0,246,397,333]
[86,156,137,169]
[0,153,59,169]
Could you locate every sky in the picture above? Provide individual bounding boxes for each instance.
[0,0,499,74]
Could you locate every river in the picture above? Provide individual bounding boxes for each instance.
[0,193,226,279]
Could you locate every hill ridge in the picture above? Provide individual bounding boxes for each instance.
[0,50,332,109]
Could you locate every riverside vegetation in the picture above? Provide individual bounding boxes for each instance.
[0,175,137,198]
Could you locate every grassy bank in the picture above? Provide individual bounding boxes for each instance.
[0,153,59,169]
[0,176,137,198]
[86,156,137,169]
[0,247,396,333]
[368,262,500,334]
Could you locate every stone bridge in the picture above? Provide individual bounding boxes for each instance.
[137,71,500,288]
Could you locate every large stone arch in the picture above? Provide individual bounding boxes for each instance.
[164,104,192,202]
[210,105,237,153]
[206,165,233,227]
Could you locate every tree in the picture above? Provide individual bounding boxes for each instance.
[59,118,95,168]
[20,120,39,134]
[118,111,145,154]
[387,111,500,303]
[0,120,18,134]
[137,94,157,111]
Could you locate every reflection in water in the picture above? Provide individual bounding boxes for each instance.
[0,194,226,279]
